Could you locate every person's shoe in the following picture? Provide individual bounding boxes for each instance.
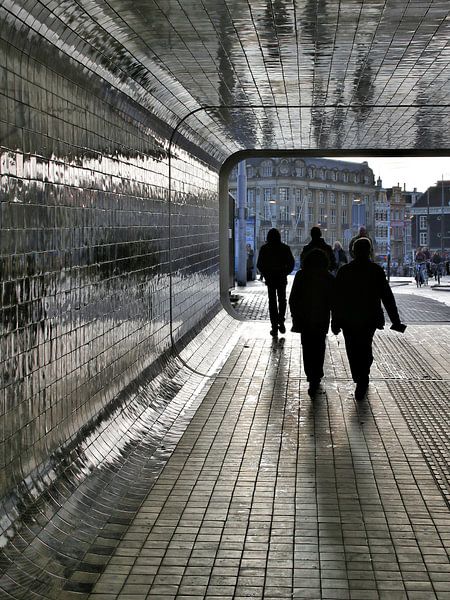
[355,382,368,401]
[278,323,286,334]
[270,328,278,337]
[308,380,320,398]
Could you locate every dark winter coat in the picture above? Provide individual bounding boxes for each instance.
[289,268,336,333]
[332,259,400,331]
[301,239,336,271]
[257,241,295,285]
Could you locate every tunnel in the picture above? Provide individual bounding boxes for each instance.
[1,1,450,598]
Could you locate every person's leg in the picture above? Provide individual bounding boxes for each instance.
[342,328,375,398]
[301,330,326,395]
[276,282,287,332]
[267,284,279,335]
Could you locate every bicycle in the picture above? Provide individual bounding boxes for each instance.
[414,262,428,287]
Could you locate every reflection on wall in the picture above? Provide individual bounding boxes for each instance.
[0,5,220,507]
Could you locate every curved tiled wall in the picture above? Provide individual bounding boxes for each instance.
[0,0,223,547]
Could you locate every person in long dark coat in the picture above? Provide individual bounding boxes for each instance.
[301,226,336,271]
[289,248,335,397]
[257,228,295,337]
[331,237,406,400]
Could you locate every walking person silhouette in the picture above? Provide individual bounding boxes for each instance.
[257,228,295,337]
[301,226,336,271]
[331,238,406,400]
[289,248,335,398]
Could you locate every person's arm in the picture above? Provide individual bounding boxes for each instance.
[286,247,295,274]
[288,272,300,312]
[378,267,401,326]
[256,247,265,274]
[289,272,303,331]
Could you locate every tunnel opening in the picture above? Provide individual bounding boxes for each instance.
[218,150,450,325]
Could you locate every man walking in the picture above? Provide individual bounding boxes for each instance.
[332,238,406,400]
[301,226,336,271]
[257,228,295,337]
[349,226,374,260]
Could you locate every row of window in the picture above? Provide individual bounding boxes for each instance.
[259,228,345,245]
[260,206,347,224]
[237,161,372,184]
[246,188,370,205]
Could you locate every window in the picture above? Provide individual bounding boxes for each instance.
[341,208,347,224]
[341,192,346,204]
[264,188,272,202]
[319,191,325,204]
[343,171,348,183]
[247,188,255,207]
[307,191,313,204]
[264,204,271,220]
[319,168,324,179]
[295,205,302,222]
[332,170,337,181]
[247,166,254,178]
[329,192,336,204]
[295,188,302,202]
[319,208,326,223]
[279,187,289,202]
[419,216,427,230]
[279,205,288,221]
[331,209,336,224]
[308,207,313,223]
[261,161,273,177]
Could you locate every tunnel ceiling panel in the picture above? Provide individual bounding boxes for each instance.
[12,0,450,159]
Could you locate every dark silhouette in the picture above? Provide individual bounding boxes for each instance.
[349,226,374,260]
[301,226,336,271]
[246,244,254,281]
[290,248,335,397]
[331,238,406,400]
[257,228,295,337]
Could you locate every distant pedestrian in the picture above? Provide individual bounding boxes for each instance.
[349,226,374,260]
[301,226,336,271]
[289,249,335,397]
[257,228,295,337]
[332,241,347,275]
[246,244,254,281]
[332,238,406,401]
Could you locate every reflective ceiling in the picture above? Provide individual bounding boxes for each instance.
[14,0,450,158]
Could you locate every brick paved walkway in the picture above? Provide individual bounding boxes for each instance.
[87,316,450,600]
[233,277,450,323]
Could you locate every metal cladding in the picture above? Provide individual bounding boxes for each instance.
[0,0,449,596]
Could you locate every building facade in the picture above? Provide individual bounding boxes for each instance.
[229,157,378,262]
[411,181,450,258]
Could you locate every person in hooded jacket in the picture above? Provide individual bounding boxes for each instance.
[331,237,406,400]
[257,228,295,337]
[289,248,335,397]
[301,226,336,271]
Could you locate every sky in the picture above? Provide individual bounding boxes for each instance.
[337,156,450,193]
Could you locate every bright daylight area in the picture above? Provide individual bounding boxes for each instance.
[229,156,450,308]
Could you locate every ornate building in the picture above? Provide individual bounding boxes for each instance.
[229,157,378,261]
[411,181,450,257]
